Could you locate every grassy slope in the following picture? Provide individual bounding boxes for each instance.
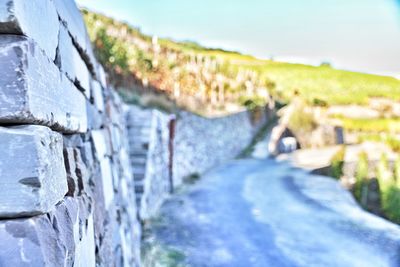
[162,38,400,105]
[83,9,400,110]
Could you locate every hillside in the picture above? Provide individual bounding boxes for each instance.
[82,10,400,115]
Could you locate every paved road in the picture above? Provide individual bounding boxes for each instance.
[145,158,400,267]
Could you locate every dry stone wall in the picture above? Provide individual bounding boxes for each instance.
[126,106,173,221]
[0,1,140,266]
[172,110,270,187]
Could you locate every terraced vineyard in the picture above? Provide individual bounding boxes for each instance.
[83,10,400,113]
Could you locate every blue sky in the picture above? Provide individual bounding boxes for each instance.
[77,0,400,76]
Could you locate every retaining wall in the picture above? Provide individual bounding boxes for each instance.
[0,1,140,266]
[126,106,173,220]
[172,110,270,187]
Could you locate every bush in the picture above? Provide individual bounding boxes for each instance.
[330,146,346,179]
[312,98,328,107]
[377,153,392,191]
[288,101,317,134]
[395,157,400,188]
[381,186,400,224]
[354,151,369,202]
[376,154,400,223]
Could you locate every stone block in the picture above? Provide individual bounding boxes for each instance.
[74,213,96,267]
[86,99,104,130]
[0,125,67,218]
[53,0,97,72]
[91,130,108,160]
[64,148,88,197]
[0,35,87,133]
[0,0,59,60]
[63,134,84,148]
[107,124,122,154]
[100,158,115,209]
[0,197,95,266]
[106,98,125,127]
[80,141,95,172]
[64,147,79,197]
[97,64,107,88]
[0,213,66,266]
[56,24,91,98]
[91,80,105,112]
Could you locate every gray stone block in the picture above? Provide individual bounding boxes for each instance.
[80,141,95,172]
[74,213,96,267]
[0,0,59,60]
[99,158,115,209]
[0,214,66,266]
[63,134,84,148]
[53,0,97,72]
[86,99,104,130]
[91,80,105,112]
[91,130,108,160]
[0,35,88,133]
[107,124,122,154]
[0,125,67,218]
[64,147,79,197]
[56,24,91,98]
[0,197,96,267]
[97,64,107,88]
[64,148,88,197]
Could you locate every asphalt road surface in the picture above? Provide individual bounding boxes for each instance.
[145,158,400,267]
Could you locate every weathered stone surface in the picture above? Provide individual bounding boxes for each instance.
[64,148,88,197]
[64,147,79,197]
[91,80,105,112]
[99,158,115,209]
[127,106,172,220]
[86,99,104,130]
[173,110,264,187]
[53,0,97,72]
[0,1,147,266]
[91,130,108,160]
[0,197,96,267]
[0,125,67,218]
[0,35,87,133]
[107,124,122,154]
[0,214,66,266]
[56,24,91,98]
[74,213,96,266]
[0,0,59,60]
[63,134,84,148]
[80,141,95,173]
[92,129,115,208]
[97,64,107,88]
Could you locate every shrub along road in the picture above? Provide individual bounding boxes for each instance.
[144,156,400,267]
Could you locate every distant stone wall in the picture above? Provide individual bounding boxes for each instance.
[0,1,140,266]
[126,106,173,221]
[172,110,270,187]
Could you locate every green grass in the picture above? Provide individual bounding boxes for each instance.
[340,118,400,133]
[376,154,400,224]
[330,146,346,179]
[352,152,400,224]
[359,133,400,152]
[354,151,369,203]
[256,63,400,105]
